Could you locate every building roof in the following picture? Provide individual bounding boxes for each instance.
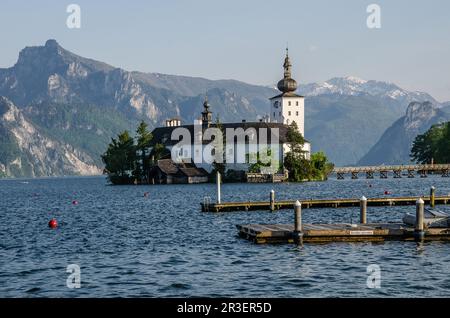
[269,92,304,100]
[151,159,209,178]
[150,122,296,146]
[155,159,179,175]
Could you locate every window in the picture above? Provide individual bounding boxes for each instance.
[296,111,299,116]
[286,119,290,125]
[211,148,216,156]
[288,101,291,106]
[273,112,276,117]
[279,112,282,116]
[296,101,299,106]
[288,111,291,116]
[274,101,279,108]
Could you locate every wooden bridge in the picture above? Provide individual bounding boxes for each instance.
[332,164,450,180]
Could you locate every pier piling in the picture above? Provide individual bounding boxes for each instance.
[430,186,436,208]
[360,196,367,224]
[415,198,425,241]
[293,201,303,245]
[270,190,275,212]
[217,172,221,204]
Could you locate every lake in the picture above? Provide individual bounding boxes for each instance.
[1,176,450,297]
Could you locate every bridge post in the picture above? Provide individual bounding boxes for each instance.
[442,169,449,178]
[380,171,388,179]
[366,171,374,179]
[337,172,345,180]
[393,170,402,178]
[351,172,358,180]
[408,170,415,178]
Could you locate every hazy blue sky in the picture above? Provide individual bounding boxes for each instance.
[1,0,449,101]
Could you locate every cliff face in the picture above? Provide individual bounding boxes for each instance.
[0,97,101,177]
[358,102,450,165]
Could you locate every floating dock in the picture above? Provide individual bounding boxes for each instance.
[202,196,450,212]
[237,223,450,244]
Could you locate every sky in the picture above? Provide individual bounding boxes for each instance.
[1,0,449,101]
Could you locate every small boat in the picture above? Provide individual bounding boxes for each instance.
[403,208,450,228]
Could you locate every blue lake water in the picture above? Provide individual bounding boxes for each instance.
[1,176,450,297]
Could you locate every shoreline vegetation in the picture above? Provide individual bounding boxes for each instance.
[101,120,334,185]
[411,121,450,164]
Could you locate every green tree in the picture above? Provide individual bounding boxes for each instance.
[411,123,449,164]
[211,117,226,177]
[283,122,309,181]
[150,143,170,163]
[310,151,334,181]
[102,130,136,184]
[134,121,153,183]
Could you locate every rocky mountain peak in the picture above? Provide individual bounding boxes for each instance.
[404,101,437,130]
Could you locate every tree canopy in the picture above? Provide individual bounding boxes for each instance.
[411,122,450,164]
[283,122,334,182]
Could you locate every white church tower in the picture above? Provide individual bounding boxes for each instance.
[270,49,305,136]
[270,49,310,158]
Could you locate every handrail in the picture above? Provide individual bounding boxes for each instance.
[333,164,450,173]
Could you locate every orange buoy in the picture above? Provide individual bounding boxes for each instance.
[48,219,58,229]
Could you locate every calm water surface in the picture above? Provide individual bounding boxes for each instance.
[1,176,450,297]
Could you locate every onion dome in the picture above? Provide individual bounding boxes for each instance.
[277,48,298,93]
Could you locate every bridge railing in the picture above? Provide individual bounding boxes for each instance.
[333,164,450,174]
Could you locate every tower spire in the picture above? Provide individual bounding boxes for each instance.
[202,94,212,128]
[277,48,297,93]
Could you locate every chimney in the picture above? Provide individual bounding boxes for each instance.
[166,118,181,127]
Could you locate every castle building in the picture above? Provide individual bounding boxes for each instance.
[149,50,311,175]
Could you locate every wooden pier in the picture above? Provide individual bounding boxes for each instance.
[237,198,450,244]
[237,223,450,244]
[201,196,450,212]
[332,164,450,180]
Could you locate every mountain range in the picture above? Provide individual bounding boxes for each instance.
[0,40,448,177]
[358,101,450,165]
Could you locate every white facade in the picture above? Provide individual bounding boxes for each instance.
[270,96,305,137]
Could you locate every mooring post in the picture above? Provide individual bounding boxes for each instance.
[270,190,275,212]
[360,196,368,224]
[293,201,303,245]
[216,172,221,204]
[430,186,436,208]
[414,198,425,241]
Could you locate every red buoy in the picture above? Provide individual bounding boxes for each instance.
[385,191,392,195]
[48,219,58,229]
[72,200,78,205]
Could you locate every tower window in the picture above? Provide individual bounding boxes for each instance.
[296,111,299,116]
[273,112,276,117]
[288,111,291,116]
[296,101,299,106]
[288,101,291,106]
